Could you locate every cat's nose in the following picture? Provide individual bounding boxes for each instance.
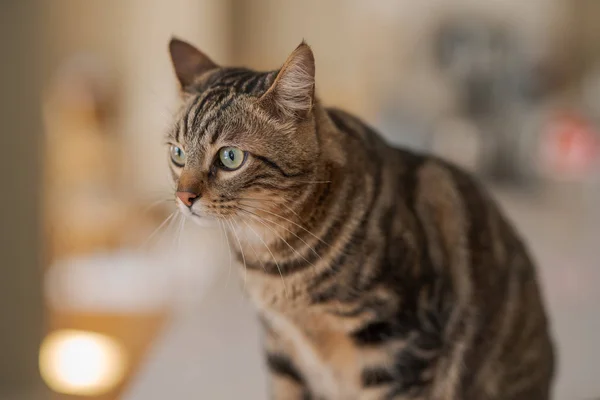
[176,191,199,207]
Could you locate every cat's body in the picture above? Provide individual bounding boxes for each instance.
[166,39,554,399]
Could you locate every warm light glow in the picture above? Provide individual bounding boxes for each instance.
[39,330,128,396]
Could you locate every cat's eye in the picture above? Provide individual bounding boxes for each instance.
[218,147,246,171]
[170,145,186,167]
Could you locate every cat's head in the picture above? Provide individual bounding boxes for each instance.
[166,38,320,226]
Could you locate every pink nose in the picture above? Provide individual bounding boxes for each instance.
[176,191,199,207]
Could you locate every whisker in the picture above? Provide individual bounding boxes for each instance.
[171,213,184,249]
[241,218,288,296]
[237,202,331,248]
[219,218,233,289]
[227,218,248,293]
[236,197,305,221]
[139,211,177,249]
[278,202,306,222]
[176,212,186,250]
[239,209,318,275]
[237,205,321,260]
[236,219,266,273]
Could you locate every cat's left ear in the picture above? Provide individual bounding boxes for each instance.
[169,37,219,89]
[260,42,315,120]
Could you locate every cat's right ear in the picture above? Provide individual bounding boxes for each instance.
[259,42,315,120]
[169,38,219,89]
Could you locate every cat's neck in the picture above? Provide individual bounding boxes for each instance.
[229,105,354,270]
[245,108,344,227]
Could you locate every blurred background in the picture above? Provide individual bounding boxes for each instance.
[1,0,599,399]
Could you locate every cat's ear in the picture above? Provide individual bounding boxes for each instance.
[169,37,219,89]
[260,42,315,120]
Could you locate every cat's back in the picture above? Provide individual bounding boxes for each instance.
[326,106,521,252]
[326,106,554,398]
[329,105,545,297]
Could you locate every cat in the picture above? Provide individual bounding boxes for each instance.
[165,38,555,400]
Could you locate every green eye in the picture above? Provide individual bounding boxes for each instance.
[218,147,246,170]
[170,145,186,167]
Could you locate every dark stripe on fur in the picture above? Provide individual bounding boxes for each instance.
[310,156,383,303]
[242,74,264,94]
[362,366,395,387]
[351,321,406,345]
[255,155,306,178]
[327,108,360,140]
[190,88,229,133]
[266,353,305,384]
[209,95,237,143]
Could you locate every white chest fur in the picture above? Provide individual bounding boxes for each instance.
[244,265,364,398]
[262,307,361,399]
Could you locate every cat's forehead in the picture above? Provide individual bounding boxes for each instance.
[172,68,276,146]
[192,67,276,97]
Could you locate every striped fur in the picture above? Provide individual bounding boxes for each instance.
[166,39,554,400]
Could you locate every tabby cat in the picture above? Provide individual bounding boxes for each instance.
[165,38,554,400]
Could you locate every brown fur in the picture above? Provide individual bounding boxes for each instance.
[165,38,554,400]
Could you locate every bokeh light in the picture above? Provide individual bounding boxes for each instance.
[39,329,128,396]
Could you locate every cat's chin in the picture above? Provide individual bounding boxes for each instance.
[186,212,220,228]
[177,205,220,228]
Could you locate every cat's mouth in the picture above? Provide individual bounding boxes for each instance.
[176,200,220,228]
[184,209,220,228]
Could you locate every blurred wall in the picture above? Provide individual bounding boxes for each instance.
[41,0,566,198]
[0,1,46,399]
[231,0,563,124]
[43,0,234,195]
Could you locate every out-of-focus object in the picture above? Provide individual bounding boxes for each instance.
[538,111,599,181]
[430,116,482,172]
[45,251,173,313]
[558,0,600,91]
[43,54,121,260]
[39,330,128,396]
[42,54,169,264]
[41,54,173,400]
[385,3,600,188]
[432,15,544,181]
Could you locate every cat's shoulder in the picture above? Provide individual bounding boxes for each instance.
[325,107,381,144]
[324,106,486,198]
